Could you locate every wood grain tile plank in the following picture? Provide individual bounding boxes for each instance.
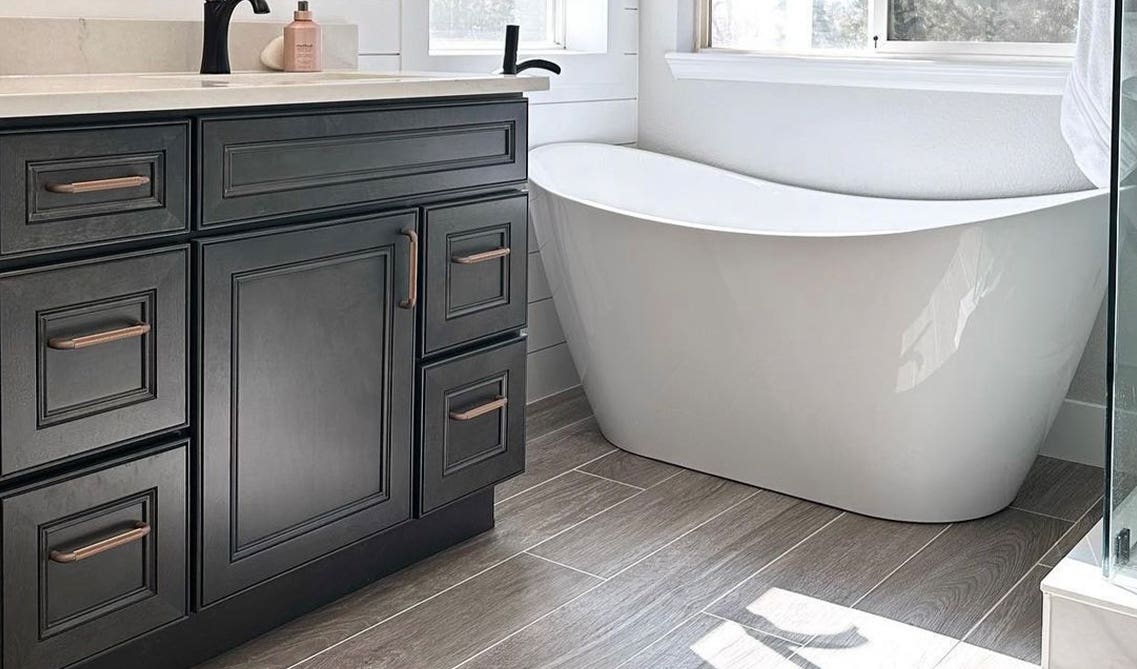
[963,566,1048,664]
[298,554,599,669]
[578,448,681,488]
[1040,499,1103,567]
[621,614,795,669]
[1013,456,1104,521]
[463,492,842,669]
[496,418,614,502]
[936,642,1041,668]
[525,386,591,440]
[530,469,757,578]
[855,508,1068,639]
[708,512,946,639]
[197,471,634,669]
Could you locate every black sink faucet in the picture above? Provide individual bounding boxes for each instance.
[501,25,562,75]
[201,0,272,75]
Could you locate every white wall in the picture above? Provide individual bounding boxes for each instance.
[639,0,1108,463]
[0,0,638,402]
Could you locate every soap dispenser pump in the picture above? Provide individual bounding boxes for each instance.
[284,1,322,72]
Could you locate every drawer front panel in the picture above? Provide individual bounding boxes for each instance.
[0,123,190,257]
[420,338,527,515]
[198,214,415,605]
[200,100,526,228]
[0,247,189,477]
[2,443,189,669]
[424,194,528,354]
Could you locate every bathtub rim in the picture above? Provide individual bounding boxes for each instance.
[528,142,1109,239]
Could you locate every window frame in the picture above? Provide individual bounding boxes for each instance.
[428,0,568,54]
[698,0,1075,60]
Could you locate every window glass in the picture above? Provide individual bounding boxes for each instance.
[710,0,869,51]
[430,0,557,50]
[889,0,1078,43]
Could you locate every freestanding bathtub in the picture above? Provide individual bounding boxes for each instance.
[528,143,1109,523]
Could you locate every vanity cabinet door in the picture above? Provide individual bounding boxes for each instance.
[197,212,416,606]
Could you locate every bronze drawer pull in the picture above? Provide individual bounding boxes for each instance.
[49,521,151,564]
[46,175,152,194]
[48,323,152,351]
[400,228,419,309]
[450,396,508,421]
[452,248,511,265]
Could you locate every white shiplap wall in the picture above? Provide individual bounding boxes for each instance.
[0,0,639,402]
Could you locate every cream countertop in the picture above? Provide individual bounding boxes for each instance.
[0,71,550,119]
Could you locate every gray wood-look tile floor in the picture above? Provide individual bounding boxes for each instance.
[197,388,1104,669]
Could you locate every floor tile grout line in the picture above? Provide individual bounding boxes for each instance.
[525,411,595,444]
[699,512,847,615]
[523,471,682,559]
[700,610,804,646]
[849,523,954,610]
[1008,505,1082,524]
[1039,498,1104,568]
[287,465,653,669]
[448,489,764,669]
[285,548,528,669]
[936,555,1053,668]
[612,511,848,669]
[492,447,616,507]
[780,522,954,665]
[571,468,646,491]
[523,551,609,581]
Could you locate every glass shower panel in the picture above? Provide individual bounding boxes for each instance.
[1110,0,1137,587]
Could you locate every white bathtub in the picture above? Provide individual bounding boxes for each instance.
[528,143,1108,523]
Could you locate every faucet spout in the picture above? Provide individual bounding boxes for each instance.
[201,0,273,75]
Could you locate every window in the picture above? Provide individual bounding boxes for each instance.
[430,0,565,52]
[702,0,1076,57]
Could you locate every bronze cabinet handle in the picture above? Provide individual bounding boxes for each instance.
[449,396,508,421]
[49,521,151,564]
[48,323,152,351]
[452,248,511,265]
[400,228,419,310]
[46,176,152,194]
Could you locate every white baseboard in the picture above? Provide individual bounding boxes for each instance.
[1041,399,1106,468]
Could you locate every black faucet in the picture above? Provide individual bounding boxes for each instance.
[501,25,562,75]
[201,0,272,75]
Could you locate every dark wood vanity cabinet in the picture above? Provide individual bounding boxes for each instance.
[0,95,531,669]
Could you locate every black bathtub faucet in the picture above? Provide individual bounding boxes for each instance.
[501,25,563,75]
[201,0,272,75]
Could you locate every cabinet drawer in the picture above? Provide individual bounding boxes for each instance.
[0,122,190,257]
[420,338,527,515]
[423,194,528,354]
[200,100,527,228]
[2,442,188,669]
[0,247,188,477]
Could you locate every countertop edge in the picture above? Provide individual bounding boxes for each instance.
[0,76,550,119]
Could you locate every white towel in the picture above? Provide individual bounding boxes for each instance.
[1062,1,1137,187]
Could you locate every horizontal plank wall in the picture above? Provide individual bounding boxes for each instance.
[397,0,640,402]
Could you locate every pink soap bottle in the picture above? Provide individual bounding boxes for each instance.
[284,1,322,72]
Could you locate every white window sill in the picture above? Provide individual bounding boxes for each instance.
[665,51,1072,96]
